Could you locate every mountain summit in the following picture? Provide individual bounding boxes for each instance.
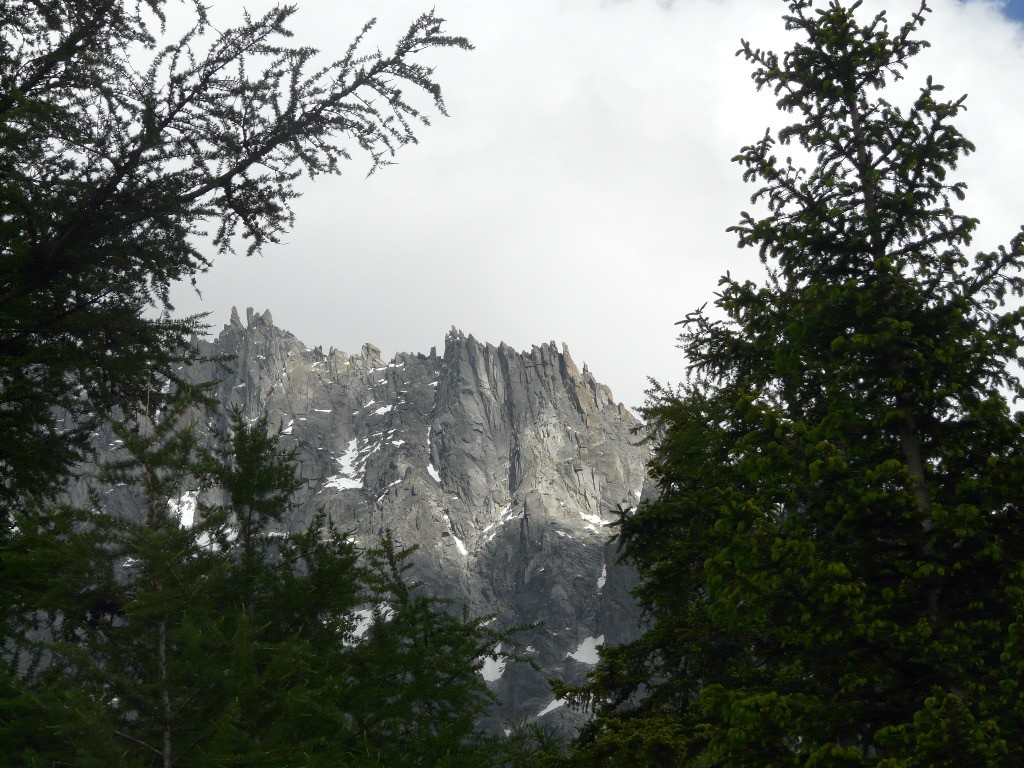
[93,308,650,731]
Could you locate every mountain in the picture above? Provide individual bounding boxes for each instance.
[87,307,650,733]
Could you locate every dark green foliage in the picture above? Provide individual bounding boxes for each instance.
[0,506,128,766]
[1,388,230,765]
[564,1,1024,766]
[485,723,571,768]
[1,403,511,765]
[0,0,471,504]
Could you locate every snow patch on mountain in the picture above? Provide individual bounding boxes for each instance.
[168,490,198,527]
[567,635,604,665]
[481,643,506,682]
[536,698,566,718]
[325,438,363,490]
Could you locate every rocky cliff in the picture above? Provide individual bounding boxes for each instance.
[92,308,650,732]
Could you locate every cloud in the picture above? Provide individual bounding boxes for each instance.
[168,0,1024,411]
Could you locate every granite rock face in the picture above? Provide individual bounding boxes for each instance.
[110,309,650,732]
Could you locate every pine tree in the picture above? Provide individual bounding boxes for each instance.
[196,413,510,766]
[2,398,513,765]
[0,504,128,766]
[1,3,481,755]
[346,531,499,767]
[197,409,366,766]
[0,385,225,766]
[564,2,1024,765]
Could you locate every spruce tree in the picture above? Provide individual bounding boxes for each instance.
[197,414,509,767]
[2,396,512,765]
[0,504,129,766]
[198,409,365,766]
[564,2,1024,765]
[0,385,225,766]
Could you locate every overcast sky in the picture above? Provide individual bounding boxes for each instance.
[167,0,1024,412]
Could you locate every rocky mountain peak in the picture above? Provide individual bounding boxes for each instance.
[121,310,651,731]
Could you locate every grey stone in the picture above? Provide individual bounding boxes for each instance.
[79,310,651,734]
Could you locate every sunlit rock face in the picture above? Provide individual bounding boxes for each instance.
[104,308,651,732]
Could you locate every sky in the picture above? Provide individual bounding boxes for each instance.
[1004,0,1024,20]
[167,0,1024,412]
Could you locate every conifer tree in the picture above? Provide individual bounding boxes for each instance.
[0,385,224,766]
[563,2,1024,765]
[194,414,510,767]
[197,409,366,766]
[0,503,127,766]
[0,401,513,766]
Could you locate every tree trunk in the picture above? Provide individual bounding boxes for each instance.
[159,616,173,768]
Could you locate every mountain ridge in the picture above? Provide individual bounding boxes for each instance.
[91,307,651,731]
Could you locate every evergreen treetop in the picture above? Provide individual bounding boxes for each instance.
[563,2,1024,765]
[1,401,513,766]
